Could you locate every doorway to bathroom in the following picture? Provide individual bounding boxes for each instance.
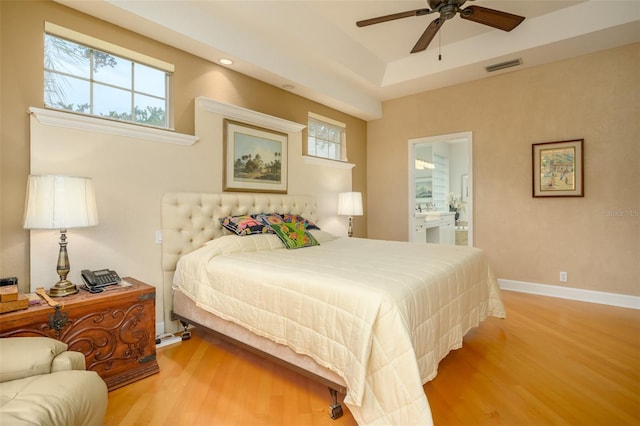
[408,131,472,246]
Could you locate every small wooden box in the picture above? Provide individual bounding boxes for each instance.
[0,277,159,391]
[0,293,29,313]
[0,285,19,302]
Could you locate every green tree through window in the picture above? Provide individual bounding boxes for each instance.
[44,34,169,128]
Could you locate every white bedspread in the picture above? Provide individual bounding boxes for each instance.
[173,231,505,425]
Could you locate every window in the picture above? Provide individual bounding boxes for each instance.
[44,23,173,129]
[307,112,346,161]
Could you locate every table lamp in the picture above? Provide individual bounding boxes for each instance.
[23,175,99,297]
[338,191,363,237]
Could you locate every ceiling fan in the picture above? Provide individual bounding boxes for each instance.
[356,0,525,54]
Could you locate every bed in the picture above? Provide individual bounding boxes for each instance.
[161,192,506,425]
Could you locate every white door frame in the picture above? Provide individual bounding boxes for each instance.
[408,131,473,246]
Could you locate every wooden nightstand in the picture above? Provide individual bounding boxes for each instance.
[0,277,159,391]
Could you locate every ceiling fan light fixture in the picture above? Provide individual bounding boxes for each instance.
[440,4,457,20]
[486,58,522,73]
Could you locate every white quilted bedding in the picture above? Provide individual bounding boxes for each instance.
[173,231,505,425]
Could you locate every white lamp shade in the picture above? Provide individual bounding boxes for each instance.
[23,175,99,229]
[337,192,363,216]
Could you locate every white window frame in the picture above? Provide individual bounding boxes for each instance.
[307,112,347,162]
[43,22,174,129]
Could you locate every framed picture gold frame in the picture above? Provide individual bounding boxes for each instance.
[532,139,584,197]
[223,119,288,193]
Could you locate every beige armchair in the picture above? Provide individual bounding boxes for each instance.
[0,337,108,426]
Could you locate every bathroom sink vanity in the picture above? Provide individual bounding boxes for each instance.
[414,211,456,245]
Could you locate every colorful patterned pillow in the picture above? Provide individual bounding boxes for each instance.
[280,213,320,230]
[219,215,272,236]
[257,213,319,249]
[252,213,282,227]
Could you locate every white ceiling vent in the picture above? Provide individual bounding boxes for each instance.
[486,58,523,73]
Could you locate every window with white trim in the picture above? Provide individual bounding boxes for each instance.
[307,112,347,161]
[44,23,173,129]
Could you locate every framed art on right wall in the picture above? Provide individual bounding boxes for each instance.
[532,139,584,197]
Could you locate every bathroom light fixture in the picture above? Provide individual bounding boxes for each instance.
[415,158,435,170]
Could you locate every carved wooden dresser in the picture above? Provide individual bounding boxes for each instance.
[0,277,159,391]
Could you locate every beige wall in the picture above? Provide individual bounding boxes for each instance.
[0,0,367,303]
[368,43,640,297]
[2,0,637,308]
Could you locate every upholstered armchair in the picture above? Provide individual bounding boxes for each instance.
[0,337,108,426]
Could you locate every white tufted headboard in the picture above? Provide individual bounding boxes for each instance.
[160,192,319,330]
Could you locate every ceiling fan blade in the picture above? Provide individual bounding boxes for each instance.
[459,5,525,32]
[357,8,432,27]
[411,18,445,53]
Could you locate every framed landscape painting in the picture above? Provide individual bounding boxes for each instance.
[532,139,584,197]
[415,177,433,200]
[223,119,288,193]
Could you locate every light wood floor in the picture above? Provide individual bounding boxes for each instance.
[105,290,640,425]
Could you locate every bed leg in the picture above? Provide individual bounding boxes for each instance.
[179,320,192,340]
[328,387,343,420]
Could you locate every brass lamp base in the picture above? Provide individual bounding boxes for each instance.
[48,229,78,297]
[48,279,78,297]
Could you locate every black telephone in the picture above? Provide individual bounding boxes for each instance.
[81,269,121,289]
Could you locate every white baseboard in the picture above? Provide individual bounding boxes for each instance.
[498,279,640,310]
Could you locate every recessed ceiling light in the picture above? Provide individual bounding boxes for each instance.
[282,84,295,90]
[219,58,233,65]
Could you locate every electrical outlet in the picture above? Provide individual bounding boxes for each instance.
[559,271,568,282]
